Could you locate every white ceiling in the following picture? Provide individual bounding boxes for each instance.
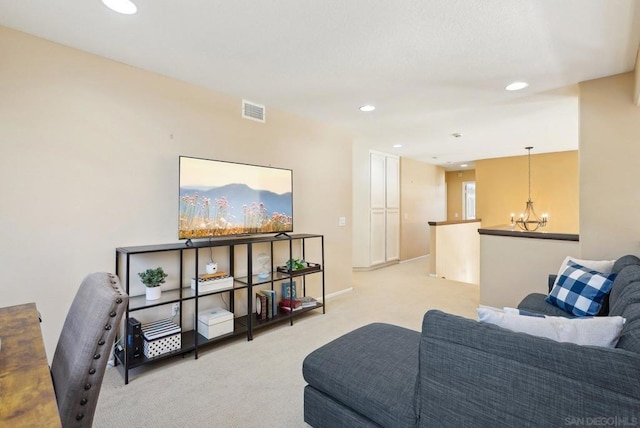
[1,0,639,169]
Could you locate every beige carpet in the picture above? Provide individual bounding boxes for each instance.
[93,257,479,428]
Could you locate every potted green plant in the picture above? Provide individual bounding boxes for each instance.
[285,258,307,271]
[138,267,168,300]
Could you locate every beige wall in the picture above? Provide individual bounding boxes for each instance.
[0,26,354,358]
[351,143,371,268]
[580,72,640,258]
[475,151,579,233]
[480,235,579,308]
[445,169,476,221]
[400,158,446,260]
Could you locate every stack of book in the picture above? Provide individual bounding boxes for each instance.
[256,289,277,321]
[255,281,319,319]
[279,298,302,312]
[279,296,318,311]
[299,296,318,308]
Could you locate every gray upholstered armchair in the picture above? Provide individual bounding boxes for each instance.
[50,272,128,427]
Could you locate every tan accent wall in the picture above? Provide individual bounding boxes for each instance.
[445,169,476,221]
[0,26,354,358]
[475,151,579,233]
[400,158,446,260]
[635,47,640,106]
[579,72,640,258]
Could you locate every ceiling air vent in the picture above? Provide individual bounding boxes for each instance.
[242,100,265,123]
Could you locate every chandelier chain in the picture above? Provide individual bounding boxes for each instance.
[526,146,533,200]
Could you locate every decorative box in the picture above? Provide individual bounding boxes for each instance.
[190,275,234,293]
[197,307,234,339]
[141,319,181,358]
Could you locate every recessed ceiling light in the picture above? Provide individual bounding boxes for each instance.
[392,144,402,148]
[102,0,137,14]
[359,105,376,112]
[460,164,468,168]
[505,81,528,91]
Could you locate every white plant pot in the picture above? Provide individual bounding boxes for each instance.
[146,286,161,300]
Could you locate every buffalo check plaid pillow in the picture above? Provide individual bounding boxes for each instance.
[546,261,616,316]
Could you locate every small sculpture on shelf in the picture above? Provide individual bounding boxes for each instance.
[138,267,168,300]
[206,260,218,274]
[257,253,270,279]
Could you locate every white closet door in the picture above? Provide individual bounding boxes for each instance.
[386,209,400,261]
[385,156,400,209]
[370,209,386,265]
[370,152,386,209]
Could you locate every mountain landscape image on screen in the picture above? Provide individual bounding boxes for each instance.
[179,183,293,238]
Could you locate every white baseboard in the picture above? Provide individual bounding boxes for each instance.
[319,287,353,301]
[400,254,429,264]
[354,255,429,271]
[353,260,398,272]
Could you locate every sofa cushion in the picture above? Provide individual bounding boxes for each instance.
[478,307,625,348]
[518,293,575,318]
[609,264,640,354]
[304,386,379,428]
[302,323,420,428]
[546,261,616,316]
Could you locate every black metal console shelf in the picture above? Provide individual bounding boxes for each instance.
[114,233,325,384]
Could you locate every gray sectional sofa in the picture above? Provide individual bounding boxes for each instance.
[302,255,640,427]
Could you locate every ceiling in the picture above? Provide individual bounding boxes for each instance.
[1,0,639,169]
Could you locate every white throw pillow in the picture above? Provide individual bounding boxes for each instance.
[477,307,625,348]
[552,256,615,289]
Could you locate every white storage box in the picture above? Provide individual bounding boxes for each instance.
[197,307,234,339]
[141,319,181,358]
[190,275,234,293]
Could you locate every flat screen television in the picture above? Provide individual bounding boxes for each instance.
[179,156,293,239]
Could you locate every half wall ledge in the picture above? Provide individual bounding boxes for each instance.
[478,226,578,242]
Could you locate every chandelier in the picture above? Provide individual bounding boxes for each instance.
[510,146,548,231]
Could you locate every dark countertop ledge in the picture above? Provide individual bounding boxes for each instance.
[478,226,579,242]
[428,219,482,226]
